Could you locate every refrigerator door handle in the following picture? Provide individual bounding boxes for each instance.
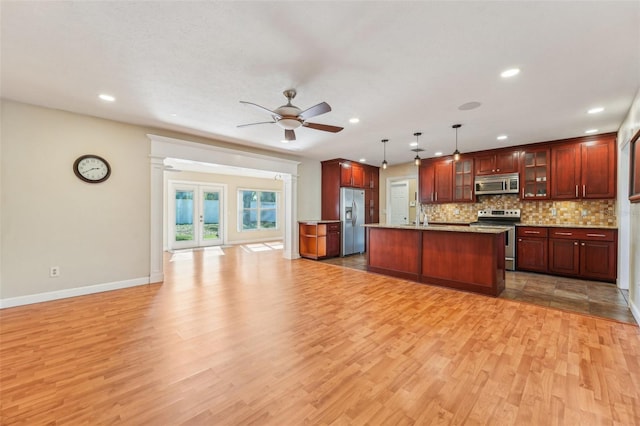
[352,201,357,226]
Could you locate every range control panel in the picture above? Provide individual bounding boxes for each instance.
[477,209,521,219]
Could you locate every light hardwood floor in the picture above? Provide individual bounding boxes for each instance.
[1,243,639,425]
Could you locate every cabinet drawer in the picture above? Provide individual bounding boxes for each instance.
[326,222,341,232]
[517,227,548,237]
[549,228,615,241]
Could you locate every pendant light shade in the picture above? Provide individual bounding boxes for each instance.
[413,132,422,166]
[381,139,388,169]
[452,124,462,161]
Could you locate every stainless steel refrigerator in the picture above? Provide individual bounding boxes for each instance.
[340,188,365,256]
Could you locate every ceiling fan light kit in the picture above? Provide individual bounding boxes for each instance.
[238,89,343,142]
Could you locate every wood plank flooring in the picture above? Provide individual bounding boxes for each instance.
[2,243,640,425]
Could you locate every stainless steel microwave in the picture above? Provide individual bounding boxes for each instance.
[474,173,519,195]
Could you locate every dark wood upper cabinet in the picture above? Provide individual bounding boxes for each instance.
[520,148,550,200]
[551,134,616,200]
[433,160,453,203]
[453,157,475,202]
[475,150,519,175]
[340,162,365,188]
[419,160,436,204]
[322,159,379,222]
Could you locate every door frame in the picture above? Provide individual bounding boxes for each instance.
[149,134,300,284]
[168,180,226,250]
[386,174,417,225]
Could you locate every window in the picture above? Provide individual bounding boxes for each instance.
[238,190,278,231]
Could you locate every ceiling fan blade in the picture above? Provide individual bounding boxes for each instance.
[303,122,344,133]
[239,101,282,119]
[237,121,276,128]
[298,102,331,120]
[285,129,296,141]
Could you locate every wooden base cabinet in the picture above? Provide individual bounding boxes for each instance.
[548,228,617,282]
[516,227,548,272]
[299,221,341,260]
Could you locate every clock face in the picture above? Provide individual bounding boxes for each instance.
[73,155,111,183]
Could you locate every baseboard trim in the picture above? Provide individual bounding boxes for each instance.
[0,277,152,309]
[630,298,640,326]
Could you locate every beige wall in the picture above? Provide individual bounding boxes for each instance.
[1,101,151,299]
[0,100,321,302]
[163,171,285,247]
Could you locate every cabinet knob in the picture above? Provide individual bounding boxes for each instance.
[574,242,578,246]
[581,242,585,246]
[496,168,500,172]
[518,238,522,242]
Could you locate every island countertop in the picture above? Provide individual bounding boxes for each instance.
[363,223,509,234]
[365,224,506,296]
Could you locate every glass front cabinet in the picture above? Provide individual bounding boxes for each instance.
[521,148,549,200]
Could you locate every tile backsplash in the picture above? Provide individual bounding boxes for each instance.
[422,195,616,227]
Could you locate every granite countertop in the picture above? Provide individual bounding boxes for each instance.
[298,219,341,224]
[363,223,508,234]
[517,223,618,230]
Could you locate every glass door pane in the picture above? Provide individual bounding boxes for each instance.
[200,187,223,246]
[175,189,195,244]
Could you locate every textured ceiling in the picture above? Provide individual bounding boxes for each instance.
[2,1,639,168]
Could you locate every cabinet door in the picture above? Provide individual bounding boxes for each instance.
[580,240,616,281]
[434,160,453,203]
[495,150,519,174]
[581,138,615,199]
[521,149,549,200]
[326,229,341,257]
[419,162,436,203]
[351,164,365,188]
[475,154,496,175]
[549,238,580,276]
[551,144,580,199]
[516,237,548,272]
[370,189,379,223]
[454,158,474,202]
[340,163,352,187]
[368,167,379,190]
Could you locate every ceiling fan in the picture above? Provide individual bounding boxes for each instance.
[238,89,343,141]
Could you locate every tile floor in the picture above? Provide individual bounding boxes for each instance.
[321,253,637,325]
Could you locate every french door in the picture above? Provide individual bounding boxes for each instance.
[169,182,224,250]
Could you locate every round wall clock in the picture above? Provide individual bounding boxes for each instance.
[73,154,111,183]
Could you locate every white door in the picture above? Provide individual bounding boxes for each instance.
[389,181,410,225]
[169,183,224,250]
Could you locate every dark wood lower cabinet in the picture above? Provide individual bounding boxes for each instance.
[548,238,580,275]
[580,240,617,281]
[517,237,548,272]
[516,227,548,273]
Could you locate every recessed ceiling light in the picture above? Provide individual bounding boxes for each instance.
[98,93,115,102]
[588,107,604,114]
[497,135,508,140]
[359,158,366,162]
[434,151,443,156]
[500,68,520,78]
[410,142,418,147]
[170,113,178,117]
[280,139,289,144]
[585,129,598,134]
[349,118,360,124]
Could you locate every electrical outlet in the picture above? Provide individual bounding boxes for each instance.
[551,208,557,216]
[581,209,588,217]
[454,209,460,215]
[50,266,60,277]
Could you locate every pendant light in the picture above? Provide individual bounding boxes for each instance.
[452,124,462,161]
[381,139,389,169]
[413,132,422,166]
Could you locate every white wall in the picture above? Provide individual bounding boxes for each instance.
[0,100,320,305]
[617,87,640,322]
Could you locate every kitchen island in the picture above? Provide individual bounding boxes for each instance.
[364,224,507,296]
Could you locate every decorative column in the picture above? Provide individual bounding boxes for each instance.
[149,156,165,283]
